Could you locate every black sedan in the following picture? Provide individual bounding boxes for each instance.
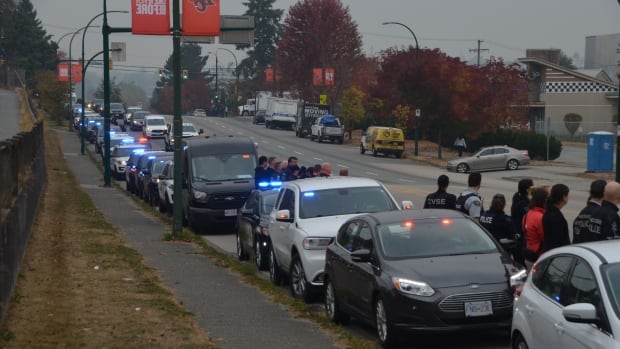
[324,209,526,348]
[235,189,279,270]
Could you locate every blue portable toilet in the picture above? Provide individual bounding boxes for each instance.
[587,131,614,172]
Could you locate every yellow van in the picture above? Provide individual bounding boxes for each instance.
[360,126,405,158]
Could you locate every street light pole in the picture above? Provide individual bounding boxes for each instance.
[54,32,76,131]
[69,27,88,135]
[217,47,238,98]
[382,21,420,156]
[80,10,127,155]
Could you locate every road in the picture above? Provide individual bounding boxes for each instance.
[107,115,600,349]
[0,89,21,141]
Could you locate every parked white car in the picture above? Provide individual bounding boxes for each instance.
[143,115,168,138]
[157,160,174,215]
[512,240,620,349]
[267,176,412,302]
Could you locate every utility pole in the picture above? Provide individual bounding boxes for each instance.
[469,40,489,67]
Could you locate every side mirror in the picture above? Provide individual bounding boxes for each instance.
[563,303,600,325]
[499,238,517,250]
[401,200,414,210]
[275,209,293,223]
[351,249,371,262]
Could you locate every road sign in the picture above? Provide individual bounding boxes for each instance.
[320,94,327,105]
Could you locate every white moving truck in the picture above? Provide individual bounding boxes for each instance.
[264,97,299,130]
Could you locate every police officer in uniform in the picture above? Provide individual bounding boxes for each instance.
[572,179,606,243]
[480,194,513,241]
[424,174,456,209]
[455,172,483,222]
[594,181,620,241]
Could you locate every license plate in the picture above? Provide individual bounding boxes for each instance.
[464,301,493,317]
[392,141,400,146]
[225,209,237,217]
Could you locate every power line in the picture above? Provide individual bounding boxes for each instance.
[469,40,489,67]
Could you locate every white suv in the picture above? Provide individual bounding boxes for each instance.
[267,176,412,301]
[143,115,168,138]
[512,240,620,349]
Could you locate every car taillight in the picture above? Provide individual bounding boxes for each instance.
[523,151,529,157]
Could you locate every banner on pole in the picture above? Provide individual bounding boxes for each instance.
[57,63,82,82]
[182,0,221,36]
[312,68,323,86]
[131,0,171,35]
[324,68,335,86]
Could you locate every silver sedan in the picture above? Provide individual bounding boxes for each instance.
[447,145,530,173]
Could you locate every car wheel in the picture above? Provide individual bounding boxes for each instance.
[290,255,312,302]
[456,163,469,173]
[512,333,529,349]
[236,232,249,261]
[243,111,249,116]
[360,144,365,154]
[310,134,314,141]
[325,279,350,324]
[268,248,283,286]
[269,122,275,129]
[507,159,519,171]
[255,238,269,271]
[318,135,323,143]
[375,296,396,348]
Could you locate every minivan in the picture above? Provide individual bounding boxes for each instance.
[360,126,405,158]
[182,136,258,233]
[143,115,168,138]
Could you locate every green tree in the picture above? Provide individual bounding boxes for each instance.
[154,43,213,113]
[117,81,149,108]
[341,86,365,139]
[559,51,577,70]
[237,0,283,82]
[3,0,56,84]
[93,76,124,103]
[36,70,68,125]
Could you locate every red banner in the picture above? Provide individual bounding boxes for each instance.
[312,68,323,86]
[324,68,335,86]
[182,0,220,36]
[131,0,170,35]
[265,68,281,83]
[57,63,82,82]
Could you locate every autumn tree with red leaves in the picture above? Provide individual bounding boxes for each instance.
[276,0,363,104]
[372,47,528,158]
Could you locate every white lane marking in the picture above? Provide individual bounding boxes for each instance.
[277,145,285,149]
[294,151,304,155]
[262,140,271,144]
[399,178,415,183]
[337,164,349,168]
[365,171,378,176]
[314,157,323,161]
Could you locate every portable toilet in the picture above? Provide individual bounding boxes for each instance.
[587,131,614,172]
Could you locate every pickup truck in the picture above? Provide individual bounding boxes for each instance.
[310,114,344,144]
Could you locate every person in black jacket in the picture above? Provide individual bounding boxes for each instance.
[542,184,570,253]
[424,175,456,209]
[595,181,620,240]
[572,179,606,243]
[480,194,513,242]
[510,178,533,265]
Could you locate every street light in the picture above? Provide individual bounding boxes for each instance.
[80,10,128,155]
[54,31,77,131]
[295,30,325,98]
[68,26,89,133]
[382,21,420,156]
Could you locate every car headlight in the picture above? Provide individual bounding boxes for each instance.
[392,277,435,296]
[510,268,527,287]
[302,237,332,250]
[192,189,207,201]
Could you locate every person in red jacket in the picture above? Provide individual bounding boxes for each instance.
[523,186,549,271]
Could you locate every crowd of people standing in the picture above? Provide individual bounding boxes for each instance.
[424,172,619,269]
[254,155,344,188]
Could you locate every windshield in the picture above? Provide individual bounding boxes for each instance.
[147,118,166,126]
[299,186,398,219]
[191,154,256,181]
[261,191,278,214]
[602,263,620,320]
[110,103,124,111]
[133,112,148,120]
[152,159,169,175]
[377,218,498,259]
[113,146,146,157]
[182,124,197,133]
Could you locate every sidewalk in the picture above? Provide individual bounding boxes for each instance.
[55,127,341,349]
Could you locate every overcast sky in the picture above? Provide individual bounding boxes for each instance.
[32,0,620,77]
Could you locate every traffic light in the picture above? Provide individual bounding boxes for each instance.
[182,69,188,80]
[158,68,165,78]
